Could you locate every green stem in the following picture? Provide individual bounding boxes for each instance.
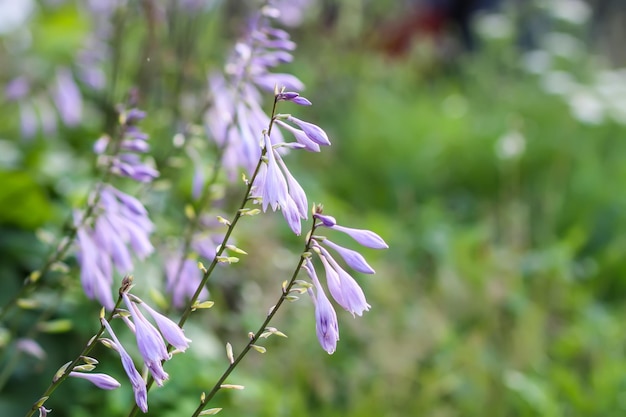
[23,295,125,417]
[191,218,317,417]
[126,95,280,417]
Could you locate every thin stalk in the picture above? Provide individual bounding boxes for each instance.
[23,295,125,417]
[190,218,317,417]
[126,96,280,417]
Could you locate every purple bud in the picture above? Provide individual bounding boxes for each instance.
[15,338,46,360]
[330,225,389,249]
[93,136,110,154]
[69,372,121,390]
[286,116,330,146]
[5,77,30,100]
[138,300,191,352]
[321,239,375,274]
[314,213,336,227]
[101,318,148,412]
[291,96,312,106]
[275,120,320,152]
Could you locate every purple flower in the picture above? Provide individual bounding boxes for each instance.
[38,406,52,417]
[205,3,307,177]
[320,238,376,274]
[314,243,370,317]
[284,115,330,146]
[304,260,339,354]
[313,216,388,249]
[165,257,206,309]
[51,67,83,126]
[122,293,170,386]
[101,318,148,413]
[253,134,309,234]
[15,338,46,360]
[69,372,121,390]
[135,297,191,352]
[75,185,154,310]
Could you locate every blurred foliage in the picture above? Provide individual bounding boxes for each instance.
[2,1,626,417]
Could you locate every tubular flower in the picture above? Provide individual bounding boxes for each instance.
[122,293,171,386]
[74,102,157,310]
[303,259,339,354]
[101,318,148,413]
[205,3,307,178]
[301,209,388,352]
[69,372,121,390]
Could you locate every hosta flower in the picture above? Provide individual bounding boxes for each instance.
[303,260,339,354]
[75,103,157,309]
[101,318,148,413]
[122,293,171,386]
[302,209,388,352]
[205,3,308,178]
[69,372,121,390]
[75,185,154,310]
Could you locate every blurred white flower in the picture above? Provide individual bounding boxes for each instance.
[522,50,552,75]
[569,90,605,125]
[548,0,591,25]
[543,33,583,59]
[476,13,513,40]
[541,70,576,96]
[495,130,526,160]
[0,0,34,35]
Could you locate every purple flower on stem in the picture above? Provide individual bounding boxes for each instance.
[314,243,371,317]
[205,3,308,177]
[69,372,121,390]
[303,260,339,354]
[253,133,309,234]
[320,238,376,274]
[38,406,52,417]
[122,293,170,386]
[165,257,206,309]
[301,209,388,352]
[51,67,83,126]
[75,185,154,310]
[101,318,148,413]
[134,296,191,352]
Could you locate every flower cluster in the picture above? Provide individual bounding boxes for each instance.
[75,102,157,310]
[303,209,388,354]
[99,283,191,412]
[252,95,331,235]
[205,3,307,178]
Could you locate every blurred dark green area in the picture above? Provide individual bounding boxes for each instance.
[1,0,626,416]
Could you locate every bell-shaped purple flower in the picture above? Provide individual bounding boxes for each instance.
[285,115,330,146]
[101,318,148,413]
[321,238,376,274]
[275,120,321,152]
[136,298,191,352]
[165,257,207,309]
[315,243,371,317]
[122,293,170,386]
[335,225,389,249]
[303,260,339,354]
[69,372,121,390]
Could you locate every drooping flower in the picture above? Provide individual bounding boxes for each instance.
[205,3,308,178]
[74,101,157,310]
[301,208,388,352]
[75,185,154,310]
[122,293,170,386]
[134,296,191,352]
[303,259,339,354]
[69,372,121,390]
[101,318,148,413]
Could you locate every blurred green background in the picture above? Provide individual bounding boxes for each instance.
[2,0,626,416]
